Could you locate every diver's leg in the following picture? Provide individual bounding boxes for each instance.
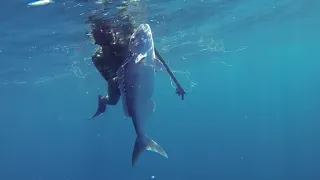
[88,83,120,120]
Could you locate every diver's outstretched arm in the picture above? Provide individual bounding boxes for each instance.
[154,48,186,100]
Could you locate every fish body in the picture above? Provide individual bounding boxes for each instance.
[117,24,168,166]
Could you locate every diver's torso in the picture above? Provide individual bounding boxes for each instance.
[92,45,127,82]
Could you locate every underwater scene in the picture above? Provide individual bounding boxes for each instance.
[0,0,319,180]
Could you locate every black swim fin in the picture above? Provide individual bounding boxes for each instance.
[88,95,107,120]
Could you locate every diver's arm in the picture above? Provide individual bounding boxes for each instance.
[154,48,186,100]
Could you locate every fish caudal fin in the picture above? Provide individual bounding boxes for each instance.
[132,135,168,166]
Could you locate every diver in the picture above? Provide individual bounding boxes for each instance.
[87,4,186,120]
[87,15,133,119]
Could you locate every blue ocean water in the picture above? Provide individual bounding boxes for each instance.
[0,0,319,180]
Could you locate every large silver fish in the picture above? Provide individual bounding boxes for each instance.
[116,24,168,166]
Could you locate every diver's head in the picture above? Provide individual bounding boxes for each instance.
[91,18,116,46]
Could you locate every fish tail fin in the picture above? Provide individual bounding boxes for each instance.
[132,135,168,167]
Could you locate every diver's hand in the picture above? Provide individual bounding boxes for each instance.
[175,87,186,100]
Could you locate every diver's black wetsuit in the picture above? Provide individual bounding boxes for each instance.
[92,46,123,104]
[88,13,135,119]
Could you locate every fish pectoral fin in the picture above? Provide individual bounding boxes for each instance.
[152,100,156,112]
[132,135,168,167]
[149,100,156,113]
[135,53,147,64]
[144,100,156,118]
